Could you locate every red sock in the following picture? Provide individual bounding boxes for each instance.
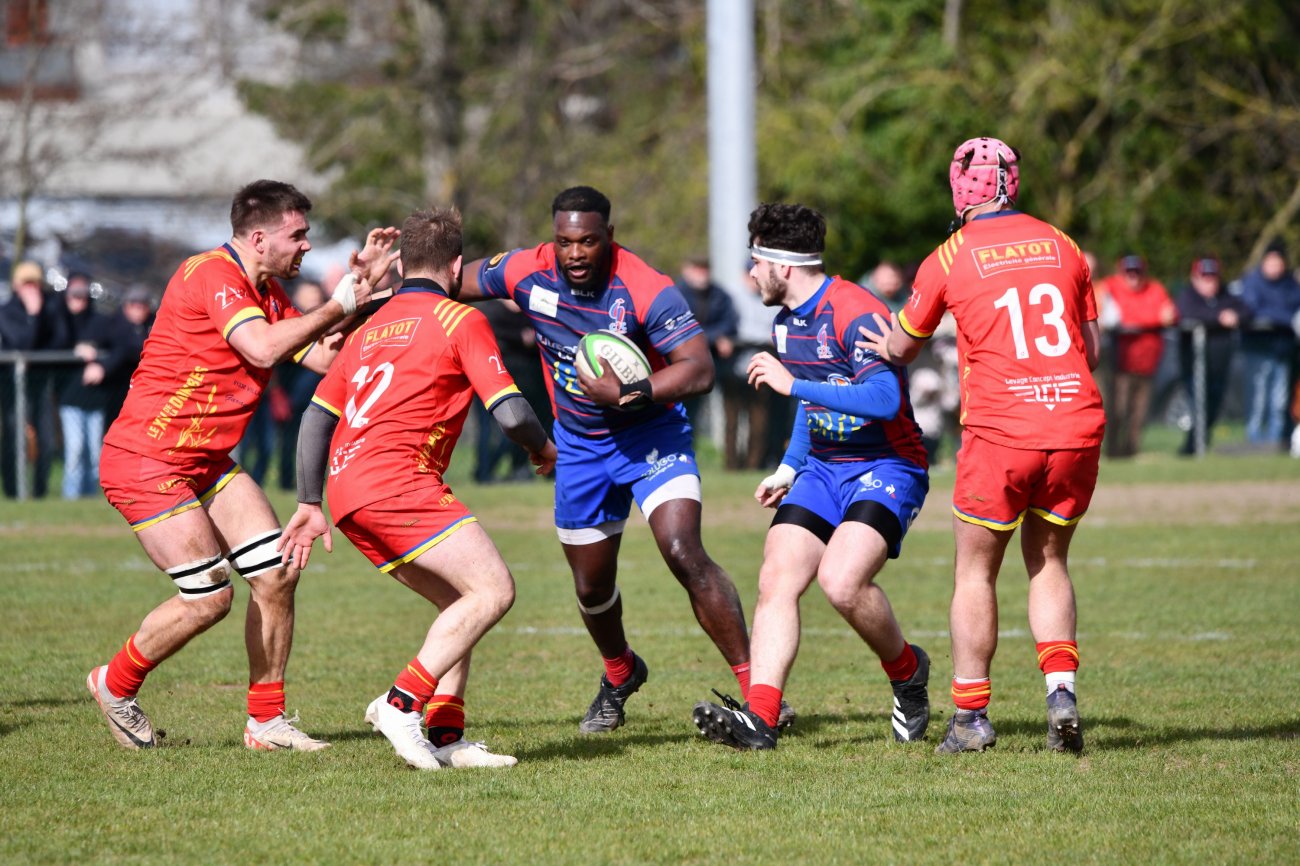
[1036,640,1080,674]
[951,677,991,711]
[731,662,752,699]
[424,694,466,746]
[881,642,918,682]
[104,634,158,699]
[746,683,783,728]
[392,658,439,713]
[247,681,285,723]
[602,646,636,687]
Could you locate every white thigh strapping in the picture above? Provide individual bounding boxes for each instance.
[639,473,701,520]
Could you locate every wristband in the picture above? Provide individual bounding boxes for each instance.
[331,272,358,315]
[618,378,653,407]
[759,463,797,492]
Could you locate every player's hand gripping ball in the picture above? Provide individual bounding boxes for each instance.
[575,329,652,386]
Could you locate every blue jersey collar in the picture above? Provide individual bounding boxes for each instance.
[791,276,832,317]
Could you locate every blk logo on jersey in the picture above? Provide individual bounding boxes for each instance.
[608,299,629,334]
[816,324,833,359]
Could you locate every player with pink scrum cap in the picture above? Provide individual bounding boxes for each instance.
[858,137,1105,754]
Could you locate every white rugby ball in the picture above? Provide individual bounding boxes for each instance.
[575,329,652,384]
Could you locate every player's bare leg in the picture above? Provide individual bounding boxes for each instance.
[950,518,1013,678]
[562,534,627,658]
[1022,514,1079,642]
[646,498,749,665]
[87,508,233,749]
[205,474,328,751]
[1021,512,1084,752]
[820,521,931,742]
[562,534,650,733]
[747,525,822,691]
[817,523,902,660]
[693,524,817,750]
[131,510,237,661]
[367,523,517,768]
[206,475,297,685]
[937,517,1014,754]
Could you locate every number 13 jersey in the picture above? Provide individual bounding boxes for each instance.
[309,283,522,522]
[900,210,1105,450]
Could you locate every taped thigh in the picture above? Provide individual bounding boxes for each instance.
[167,555,233,601]
[229,530,285,579]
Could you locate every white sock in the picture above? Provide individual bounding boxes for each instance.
[1046,671,1076,695]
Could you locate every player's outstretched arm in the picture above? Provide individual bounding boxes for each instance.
[491,394,555,474]
[456,257,490,303]
[856,312,925,367]
[277,404,340,568]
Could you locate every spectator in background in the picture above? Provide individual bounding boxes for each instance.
[0,261,70,498]
[1175,256,1250,455]
[1239,240,1300,448]
[474,297,551,483]
[1098,255,1178,458]
[861,261,910,316]
[728,262,781,470]
[676,256,738,437]
[276,280,328,490]
[58,272,114,498]
[100,286,154,428]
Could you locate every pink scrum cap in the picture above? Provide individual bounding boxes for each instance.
[949,137,1020,218]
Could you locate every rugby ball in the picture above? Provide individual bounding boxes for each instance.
[575,329,652,384]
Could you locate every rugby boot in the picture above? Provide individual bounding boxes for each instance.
[692,691,778,751]
[86,666,155,750]
[1046,684,1084,754]
[888,644,931,742]
[244,713,330,752]
[431,738,518,768]
[578,653,648,733]
[364,695,440,769]
[935,708,998,754]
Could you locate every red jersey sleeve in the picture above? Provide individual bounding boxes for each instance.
[899,251,950,339]
[183,252,269,341]
[453,309,522,410]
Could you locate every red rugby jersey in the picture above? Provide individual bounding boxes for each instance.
[900,211,1105,449]
[310,283,522,521]
[103,244,305,463]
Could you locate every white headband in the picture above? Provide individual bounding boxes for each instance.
[751,244,823,267]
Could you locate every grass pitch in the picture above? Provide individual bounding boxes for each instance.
[1,445,1298,865]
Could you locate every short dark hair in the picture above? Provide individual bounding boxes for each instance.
[230,180,313,235]
[748,203,826,257]
[400,207,463,274]
[551,186,611,221]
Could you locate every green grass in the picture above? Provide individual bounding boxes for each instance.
[2,446,1298,865]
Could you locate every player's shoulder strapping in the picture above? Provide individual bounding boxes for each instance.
[935,227,967,275]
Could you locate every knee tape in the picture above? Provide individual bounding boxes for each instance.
[167,556,232,601]
[230,530,284,579]
[577,585,620,615]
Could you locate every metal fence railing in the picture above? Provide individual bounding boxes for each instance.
[0,349,84,501]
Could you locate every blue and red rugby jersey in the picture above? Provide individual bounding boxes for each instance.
[477,242,702,436]
[775,276,928,468]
